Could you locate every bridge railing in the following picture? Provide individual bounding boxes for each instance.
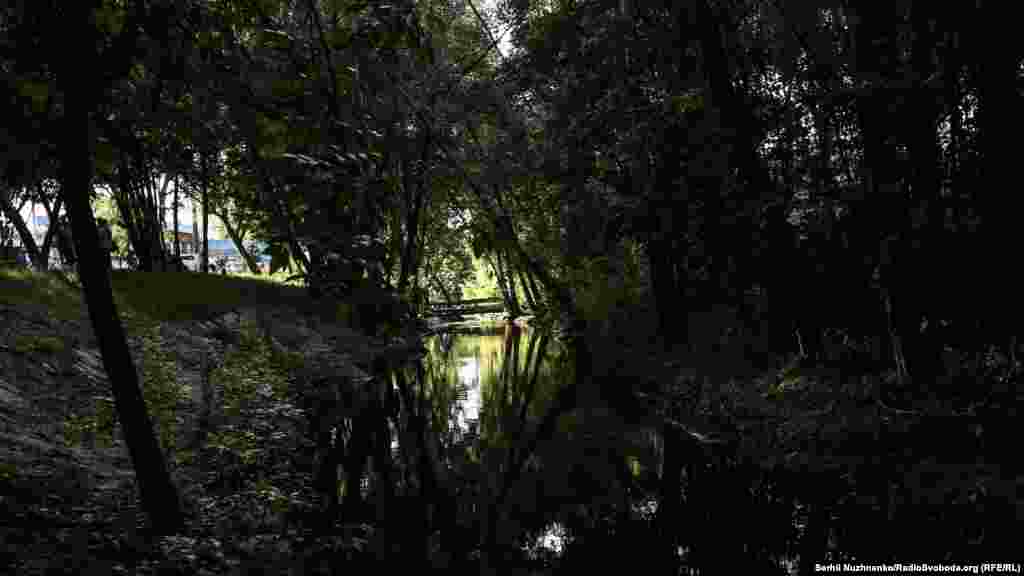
[426,297,505,316]
[427,297,504,306]
[427,297,504,308]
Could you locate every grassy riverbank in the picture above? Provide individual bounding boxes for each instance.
[0,266,390,574]
[0,266,345,324]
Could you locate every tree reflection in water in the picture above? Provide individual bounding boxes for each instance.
[388,320,665,571]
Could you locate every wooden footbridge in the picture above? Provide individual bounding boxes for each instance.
[426,297,505,319]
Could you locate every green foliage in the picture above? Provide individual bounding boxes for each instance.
[0,267,84,322]
[212,318,292,417]
[421,219,477,303]
[93,396,118,445]
[93,195,131,256]
[62,322,187,452]
[463,255,501,299]
[15,79,50,114]
[138,324,190,453]
[62,396,119,449]
[61,412,94,448]
[91,3,128,37]
[207,427,262,466]
[13,333,64,355]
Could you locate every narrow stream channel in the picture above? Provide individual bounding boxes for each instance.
[416,319,572,558]
[385,317,678,567]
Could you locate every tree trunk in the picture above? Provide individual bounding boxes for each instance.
[851,7,904,390]
[503,252,520,316]
[38,195,64,270]
[503,252,521,318]
[525,267,544,310]
[0,187,45,268]
[57,50,184,536]
[243,128,311,277]
[215,209,261,274]
[191,197,199,256]
[428,267,454,304]
[397,165,423,300]
[489,252,513,313]
[309,376,344,521]
[173,174,180,258]
[201,151,209,274]
[155,173,172,269]
[156,174,166,250]
[110,139,171,272]
[518,268,537,311]
[898,2,943,398]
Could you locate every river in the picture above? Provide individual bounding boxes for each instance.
[398,319,805,573]
[394,318,662,565]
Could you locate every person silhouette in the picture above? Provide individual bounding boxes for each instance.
[57,216,76,269]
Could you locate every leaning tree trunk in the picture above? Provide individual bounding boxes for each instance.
[501,251,521,318]
[488,254,510,308]
[112,143,172,272]
[57,41,184,535]
[215,210,261,275]
[493,250,520,318]
[191,197,199,257]
[428,266,454,304]
[0,187,45,268]
[173,174,181,258]
[525,267,544,311]
[37,195,65,270]
[200,151,210,274]
[518,268,537,311]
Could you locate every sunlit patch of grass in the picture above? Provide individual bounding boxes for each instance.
[109,270,319,322]
[0,266,84,321]
[231,269,304,286]
[1,266,343,327]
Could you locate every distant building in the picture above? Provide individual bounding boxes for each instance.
[168,233,271,273]
[165,225,202,257]
[171,230,195,253]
